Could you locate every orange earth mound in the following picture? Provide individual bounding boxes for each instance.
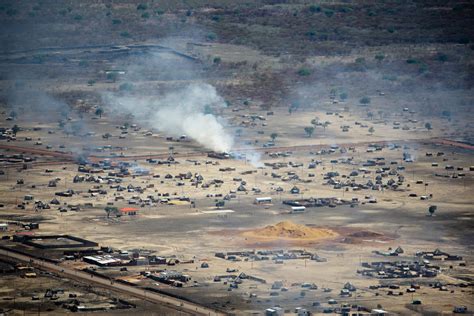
[242,221,338,240]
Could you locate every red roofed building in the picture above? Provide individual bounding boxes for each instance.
[120,207,138,216]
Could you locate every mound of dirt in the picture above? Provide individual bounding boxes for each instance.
[348,231,383,238]
[242,221,337,240]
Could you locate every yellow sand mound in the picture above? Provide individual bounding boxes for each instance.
[242,221,338,240]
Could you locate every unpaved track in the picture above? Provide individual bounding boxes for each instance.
[0,248,226,316]
[0,137,471,168]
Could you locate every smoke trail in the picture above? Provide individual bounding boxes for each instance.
[104,83,234,152]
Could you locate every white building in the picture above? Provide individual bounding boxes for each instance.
[255,197,272,204]
[291,206,306,213]
[0,223,8,231]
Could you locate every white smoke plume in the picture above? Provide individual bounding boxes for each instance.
[104,83,234,152]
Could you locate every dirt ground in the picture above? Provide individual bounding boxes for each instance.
[0,2,473,313]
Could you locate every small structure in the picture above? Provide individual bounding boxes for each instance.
[120,207,138,216]
[0,223,8,231]
[291,206,306,213]
[255,197,272,204]
[290,186,300,194]
[265,307,284,316]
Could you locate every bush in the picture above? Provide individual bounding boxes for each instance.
[141,12,150,18]
[213,57,221,64]
[418,63,428,74]
[338,7,352,13]
[375,54,385,61]
[305,30,316,40]
[340,92,348,100]
[308,5,321,13]
[59,9,67,16]
[119,82,133,91]
[360,96,371,105]
[137,4,148,10]
[120,31,130,38]
[367,9,376,16]
[207,33,217,41]
[155,9,164,15]
[297,68,311,76]
[112,19,121,25]
[406,58,419,64]
[73,14,82,21]
[324,9,334,17]
[6,8,18,16]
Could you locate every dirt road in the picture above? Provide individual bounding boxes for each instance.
[0,248,226,316]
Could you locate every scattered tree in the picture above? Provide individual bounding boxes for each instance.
[105,206,118,218]
[368,126,375,135]
[106,72,118,82]
[428,205,437,216]
[436,53,448,62]
[204,105,213,115]
[425,122,432,130]
[95,108,104,118]
[375,54,385,61]
[308,5,321,13]
[120,31,130,38]
[297,67,311,76]
[119,82,133,91]
[360,96,371,105]
[12,124,20,136]
[304,126,315,137]
[340,92,348,100]
[235,129,242,137]
[270,133,278,142]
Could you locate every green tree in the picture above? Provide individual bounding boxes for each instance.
[270,133,278,142]
[119,82,133,91]
[95,108,104,118]
[368,126,375,135]
[204,105,213,115]
[106,72,118,82]
[360,96,371,105]
[304,126,315,137]
[340,92,348,100]
[425,122,432,130]
[375,54,385,61]
[105,206,118,218]
[12,124,20,136]
[297,68,311,76]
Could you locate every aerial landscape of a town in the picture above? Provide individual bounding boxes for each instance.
[0,1,473,315]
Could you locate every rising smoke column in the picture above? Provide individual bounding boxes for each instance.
[105,83,234,152]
